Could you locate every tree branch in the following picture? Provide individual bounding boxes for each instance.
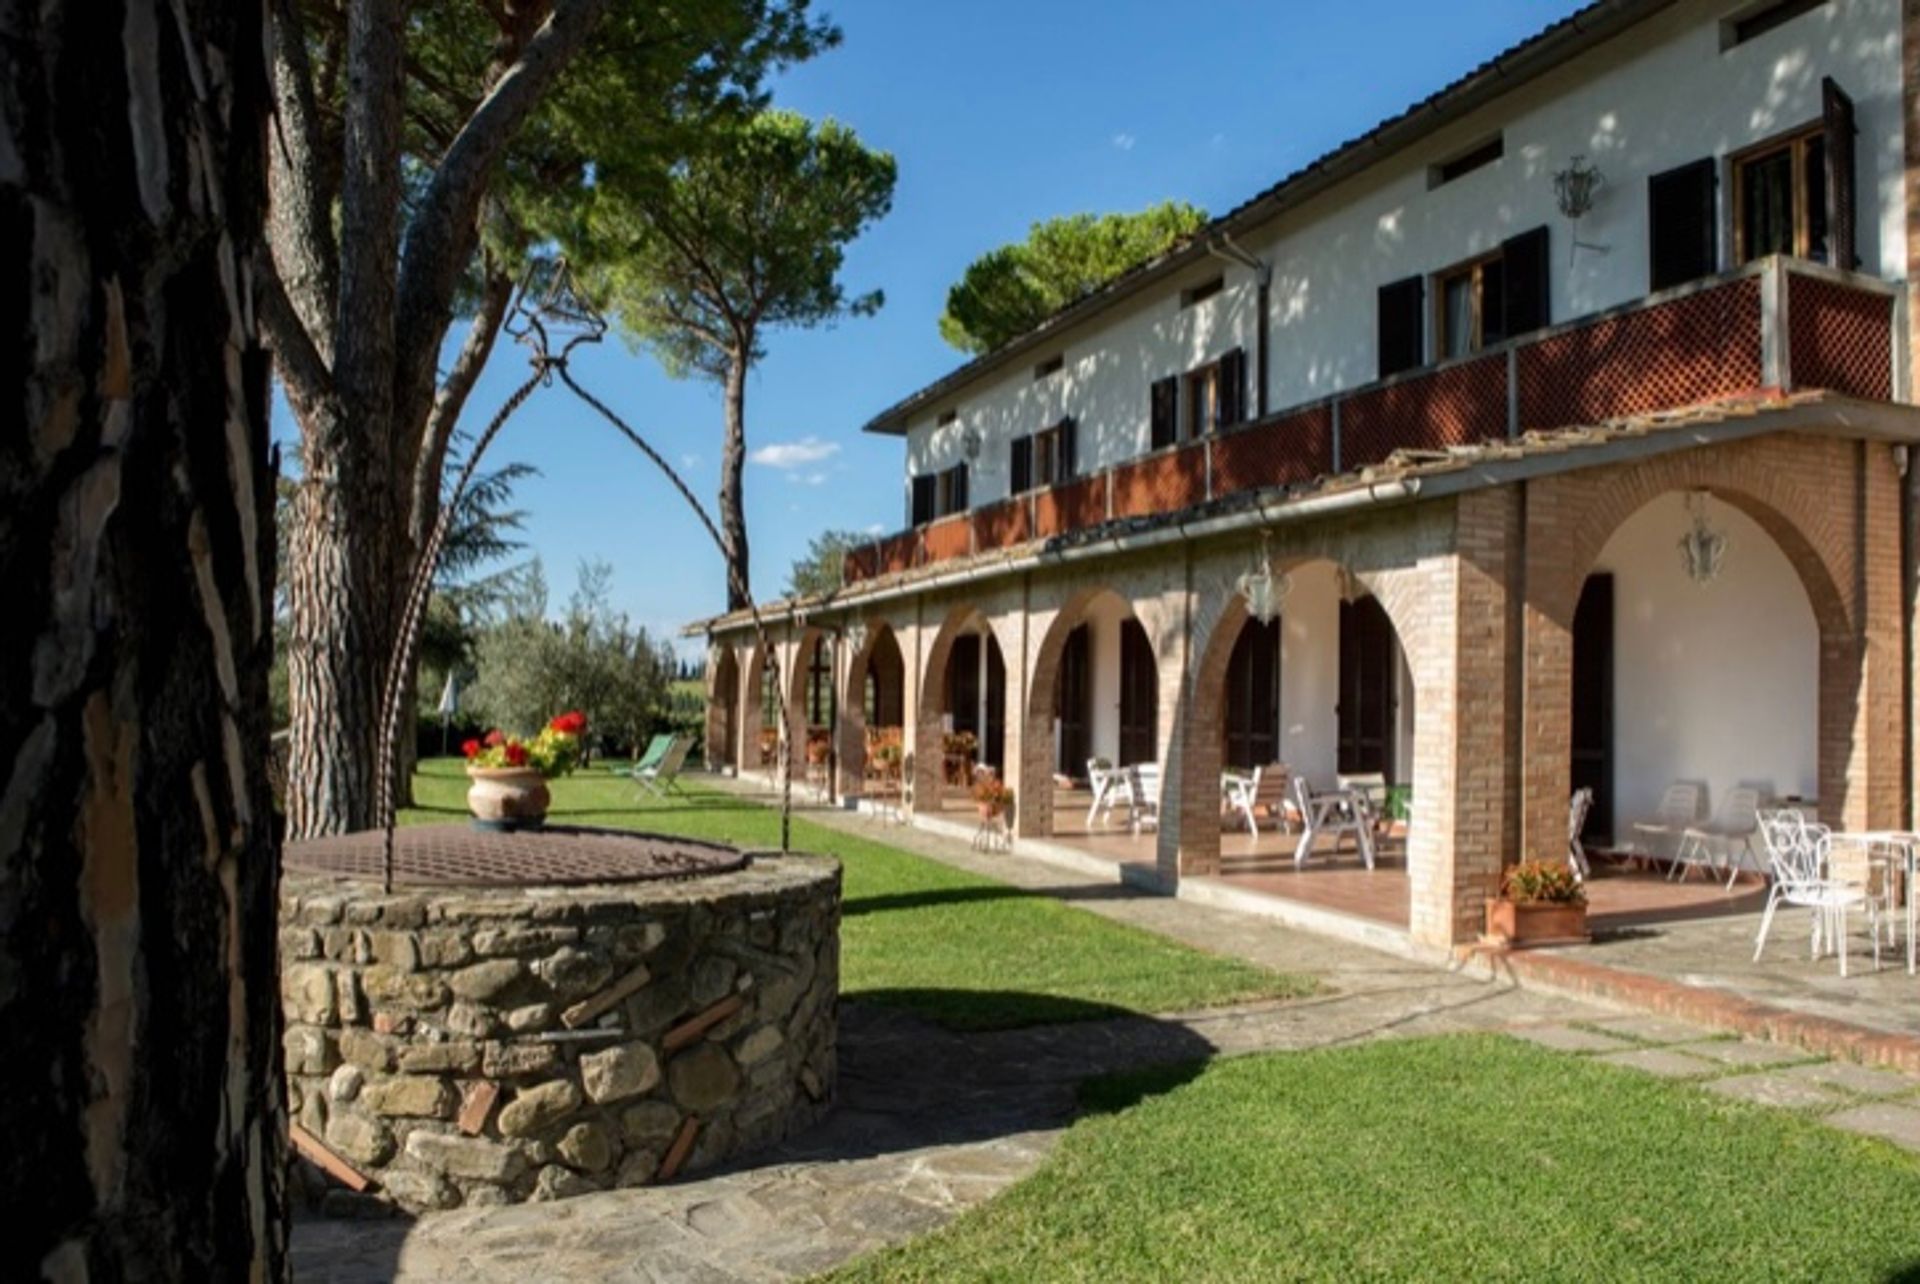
[409,262,515,547]
[265,0,339,364]
[389,0,615,444]
[256,250,335,416]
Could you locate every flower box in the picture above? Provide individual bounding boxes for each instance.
[1484,898,1590,949]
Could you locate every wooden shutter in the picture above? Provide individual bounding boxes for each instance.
[1219,348,1247,425]
[1149,376,1178,449]
[949,463,969,512]
[1499,226,1550,339]
[1824,76,1858,270]
[910,474,936,525]
[1647,158,1718,291]
[1377,276,1424,378]
[1057,416,1077,478]
[1009,436,1032,494]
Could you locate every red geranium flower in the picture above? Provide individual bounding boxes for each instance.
[549,710,587,736]
[461,739,482,759]
[503,741,528,767]
[484,729,505,747]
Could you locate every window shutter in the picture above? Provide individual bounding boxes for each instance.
[1823,76,1858,270]
[910,474,936,525]
[1058,416,1078,478]
[950,463,969,513]
[1149,376,1178,449]
[1010,436,1033,494]
[1219,348,1247,425]
[1499,226,1550,339]
[1647,158,1718,291]
[1377,276,1424,378]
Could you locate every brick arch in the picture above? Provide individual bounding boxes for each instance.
[913,602,1000,807]
[705,643,740,772]
[1179,553,1429,881]
[1521,434,1896,849]
[739,640,772,775]
[1017,586,1160,838]
[836,621,907,796]
[1533,440,1852,640]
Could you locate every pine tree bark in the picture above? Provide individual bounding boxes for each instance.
[2,0,287,1277]
[721,355,752,611]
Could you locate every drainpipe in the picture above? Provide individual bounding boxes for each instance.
[1208,233,1272,417]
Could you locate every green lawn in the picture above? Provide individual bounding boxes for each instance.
[828,1034,1920,1283]
[408,759,1310,1030]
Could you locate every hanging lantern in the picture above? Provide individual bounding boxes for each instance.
[1238,531,1291,625]
[1553,155,1603,221]
[1678,490,1729,585]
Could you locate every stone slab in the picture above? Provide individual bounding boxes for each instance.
[1777,1060,1920,1099]
[1703,1073,1850,1111]
[1670,1040,1811,1069]
[1581,1015,1712,1045]
[1594,1047,1719,1078]
[1825,1102,1920,1152]
[1509,1025,1636,1054]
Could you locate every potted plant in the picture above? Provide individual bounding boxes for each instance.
[943,730,977,785]
[461,711,586,831]
[972,774,1013,822]
[806,732,832,766]
[871,738,903,779]
[1484,858,1590,948]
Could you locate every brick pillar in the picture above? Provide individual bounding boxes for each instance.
[1407,490,1518,949]
[1161,558,1220,884]
[1902,0,1920,822]
[1843,441,1907,829]
[738,646,765,781]
[1519,482,1577,867]
[703,644,736,774]
[835,633,867,800]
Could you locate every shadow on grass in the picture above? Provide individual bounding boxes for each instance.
[842,885,1039,917]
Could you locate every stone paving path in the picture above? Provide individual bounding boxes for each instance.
[289,791,1920,1282]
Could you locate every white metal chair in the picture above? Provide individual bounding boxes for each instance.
[1676,786,1764,888]
[1292,777,1376,870]
[1568,787,1594,882]
[1338,772,1391,836]
[1227,763,1293,837]
[1631,783,1702,872]
[1086,759,1124,829]
[1753,814,1876,976]
[1125,763,1161,836]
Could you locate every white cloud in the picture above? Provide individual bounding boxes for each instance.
[1111,132,1136,152]
[680,452,700,469]
[783,470,830,487]
[749,436,840,469]
[865,523,885,536]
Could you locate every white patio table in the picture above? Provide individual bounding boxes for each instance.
[1293,784,1376,871]
[1837,830,1917,976]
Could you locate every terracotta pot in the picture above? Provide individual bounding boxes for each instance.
[466,766,551,831]
[1484,898,1590,949]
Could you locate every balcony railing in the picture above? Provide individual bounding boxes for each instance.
[844,258,1900,586]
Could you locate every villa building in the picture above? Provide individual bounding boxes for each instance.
[690,0,1920,955]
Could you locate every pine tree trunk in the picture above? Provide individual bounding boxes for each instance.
[721,356,751,611]
[2,1,287,1277]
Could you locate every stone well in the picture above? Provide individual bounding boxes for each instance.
[279,825,839,1213]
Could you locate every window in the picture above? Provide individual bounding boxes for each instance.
[936,409,958,427]
[1377,276,1425,378]
[1011,418,1077,493]
[1434,252,1505,361]
[1033,354,1064,380]
[910,463,970,524]
[1732,126,1828,264]
[936,463,969,516]
[1182,348,1247,439]
[1723,0,1826,50]
[1429,135,1503,188]
[1180,276,1224,308]
[1428,227,1550,362]
[1149,376,1179,449]
[1648,158,1719,290]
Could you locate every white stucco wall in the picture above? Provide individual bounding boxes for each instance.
[897,0,1904,514]
[1280,562,1342,786]
[1594,491,1819,836]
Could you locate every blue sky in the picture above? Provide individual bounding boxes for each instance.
[328,0,1591,656]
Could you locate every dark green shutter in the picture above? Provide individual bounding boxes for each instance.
[1648,158,1718,290]
[1058,416,1077,478]
[1149,376,1178,449]
[1010,436,1032,493]
[910,474,936,525]
[1499,226,1550,339]
[1220,348,1247,425]
[1377,277,1424,377]
[1824,76,1858,270]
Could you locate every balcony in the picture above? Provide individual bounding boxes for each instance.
[845,258,1900,586]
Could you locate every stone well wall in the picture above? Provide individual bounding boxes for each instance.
[280,855,840,1213]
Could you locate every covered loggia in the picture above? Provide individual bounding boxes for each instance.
[912,606,1010,815]
[705,645,739,773]
[1019,589,1162,842]
[835,622,908,799]
[1170,556,1420,934]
